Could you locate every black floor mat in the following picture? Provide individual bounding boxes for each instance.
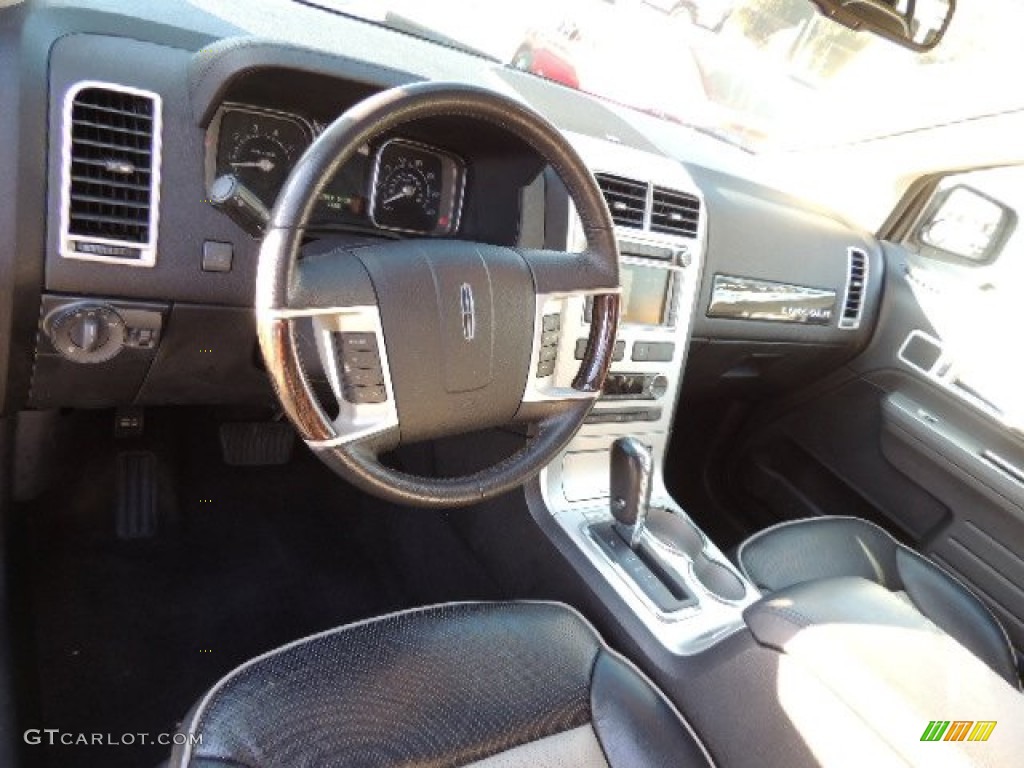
[18,409,503,768]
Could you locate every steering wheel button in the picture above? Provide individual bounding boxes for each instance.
[536,360,556,378]
[542,313,561,331]
[337,332,378,352]
[340,349,381,370]
[539,346,558,363]
[344,385,387,404]
[344,367,384,387]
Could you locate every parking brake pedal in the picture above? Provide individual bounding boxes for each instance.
[219,422,295,466]
[115,451,160,539]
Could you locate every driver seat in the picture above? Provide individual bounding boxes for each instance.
[169,602,713,768]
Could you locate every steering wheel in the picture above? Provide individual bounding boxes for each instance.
[256,82,620,508]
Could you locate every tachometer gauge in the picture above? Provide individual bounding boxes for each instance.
[370,140,464,235]
[212,106,313,208]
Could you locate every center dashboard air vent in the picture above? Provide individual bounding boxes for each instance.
[651,186,700,237]
[595,173,647,228]
[839,248,869,329]
[594,173,701,238]
[60,82,163,267]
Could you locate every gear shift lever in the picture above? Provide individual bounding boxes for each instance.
[610,437,653,549]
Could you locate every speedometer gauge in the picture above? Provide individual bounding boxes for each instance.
[370,140,464,235]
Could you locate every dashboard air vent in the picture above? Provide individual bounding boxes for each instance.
[651,186,700,237]
[61,82,162,267]
[595,173,647,229]
[839,248,869,329]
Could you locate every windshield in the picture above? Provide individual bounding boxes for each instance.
[301,0,1024,154]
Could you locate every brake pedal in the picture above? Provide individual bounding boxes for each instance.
[219,422,295,466]
[115,450,159,539]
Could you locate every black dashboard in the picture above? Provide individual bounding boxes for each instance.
[0,0,884,416]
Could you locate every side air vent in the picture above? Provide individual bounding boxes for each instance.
[839,248,869,329]
[61,82,162,267]
[595,173,647,229]
[651,186,700,237]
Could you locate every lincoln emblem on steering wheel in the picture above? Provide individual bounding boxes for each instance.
[459,283,475,342]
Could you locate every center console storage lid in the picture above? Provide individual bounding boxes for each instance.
[744,577,1024,765]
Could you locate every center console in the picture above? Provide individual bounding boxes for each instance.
[538,135,759,654]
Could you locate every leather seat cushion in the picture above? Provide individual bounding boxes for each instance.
[171,601,713,768]
[735,516,1019,687]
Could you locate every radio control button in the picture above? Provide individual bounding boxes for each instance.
[576,338,625,361]
[648,342,675,362]
[631,341,674,362]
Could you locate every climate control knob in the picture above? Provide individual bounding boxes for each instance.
[46,304,126,364]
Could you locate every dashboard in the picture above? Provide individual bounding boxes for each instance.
[0,0,883,418]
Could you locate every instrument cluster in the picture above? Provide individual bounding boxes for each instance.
[206,104,465,235]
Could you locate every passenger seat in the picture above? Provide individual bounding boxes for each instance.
[734,516,1020,688]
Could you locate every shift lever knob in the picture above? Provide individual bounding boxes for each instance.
[610,437,653,548]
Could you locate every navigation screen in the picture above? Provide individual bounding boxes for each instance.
[621,264,670,326]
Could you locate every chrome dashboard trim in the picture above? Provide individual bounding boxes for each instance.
[59,80,164,268]
[708,273,837,325]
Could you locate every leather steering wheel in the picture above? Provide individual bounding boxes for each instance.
[256,82,620,508]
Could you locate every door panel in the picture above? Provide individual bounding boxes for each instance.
[881,390,1024,646]
[735,240,1024,655]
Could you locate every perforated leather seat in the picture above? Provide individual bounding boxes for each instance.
[170,602,714,768]
[735,516,1020,687]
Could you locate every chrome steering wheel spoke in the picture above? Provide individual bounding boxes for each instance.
[522,287,620,405]
[263,304,399,448]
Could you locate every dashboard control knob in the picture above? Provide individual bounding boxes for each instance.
[46,304,126,364]
[68,312,107,352]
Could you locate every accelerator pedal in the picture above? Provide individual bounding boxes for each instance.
[115,450,160,539]
[219,422,295,466]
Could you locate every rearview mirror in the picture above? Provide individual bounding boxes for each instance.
[810,0,954,51]
[915,185,1016,265]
